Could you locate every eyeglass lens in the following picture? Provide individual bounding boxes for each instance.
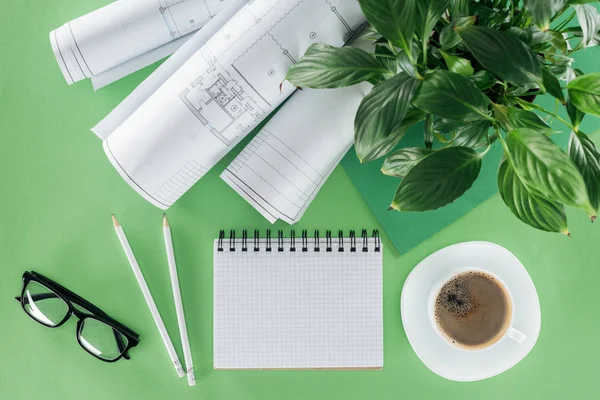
[78,318,129,361]
[22,281,69,327]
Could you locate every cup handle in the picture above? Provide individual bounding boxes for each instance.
[507,326,526,344]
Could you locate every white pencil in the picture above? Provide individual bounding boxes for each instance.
[112,214,185,378]
[163,214,196,386]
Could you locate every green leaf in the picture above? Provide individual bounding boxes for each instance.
[354,73,421,163]
[390,147,482,211]
[439,16,476,50]
[505,107,551,132]
[424,114,434,149]
[567,73,600,117]
[573,4,600,48]
[563,26,600,46]
[452,120,490,149]
[440,50,474,77]
[569,130,600,211]
[506,27,533,45]
[523,0,569,31]
[541,65,565,104]
[358,0,417,55]
[375,45,398,73]
[285,44,387,89]
[397,43,419,77]
[565,68,585,130]
[432,116,463,133]
[449,0,470,18]
[381,147,434,177]
[530,27,568,53]
[567,99,585,131]
[506,128,595,216]
[498,159,568,234]
[413,70,490,121]
[457,26,543,88]
[416,0,450,41]
[469,70,498,91]
[352,24,381,43]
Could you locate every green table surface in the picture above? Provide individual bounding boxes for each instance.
[2,1,600,399]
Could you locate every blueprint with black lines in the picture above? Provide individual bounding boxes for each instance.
[98,0,365,210]
[50,0,230,89]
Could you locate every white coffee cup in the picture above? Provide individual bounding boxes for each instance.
[427,268,526,351]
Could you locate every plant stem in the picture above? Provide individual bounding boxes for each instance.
[387,41,398,56]
[422,41,428,70]
[516,98,574,131]
[567,41,583,56]
[555,11,576,32]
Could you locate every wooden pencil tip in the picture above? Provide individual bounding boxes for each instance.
[163,214,169,227]
[111,214,120,228]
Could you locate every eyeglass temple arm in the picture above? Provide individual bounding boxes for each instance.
[16,293,129,358]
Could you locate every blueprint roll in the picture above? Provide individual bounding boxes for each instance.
[96,0,365,210]
[50,0,230,88]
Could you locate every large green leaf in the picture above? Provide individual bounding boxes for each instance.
[354,73,421,163]
[541,65,565,104]
[507,128,595,216]
[416,0,450,41]
[285,44,387,88]
[569,131,600,211]
[573,4,600,48]
[452,120,490,149]
[358,0,417,54]
[413,70,490,121]
[381,147,434,177]
[498,159,568,234]
[390,146,482,211]
[439,16,476,50]
[523,0,569,31]
[457,26,543,88]
[493,104,552,132]
[440,51,474,77]
[567,73,600,117]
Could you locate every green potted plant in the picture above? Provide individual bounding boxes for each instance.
[285,0,600,235]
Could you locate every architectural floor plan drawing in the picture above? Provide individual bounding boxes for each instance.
[179,0,365,148]
[100,0,366,210]
[179,54,266,146]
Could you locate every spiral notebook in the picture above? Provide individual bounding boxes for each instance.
[213,230,383,370]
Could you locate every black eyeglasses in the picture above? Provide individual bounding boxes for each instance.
[15,271,140,362]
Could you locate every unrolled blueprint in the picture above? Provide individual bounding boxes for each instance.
[98,0,365,210]
[50,0,230,89]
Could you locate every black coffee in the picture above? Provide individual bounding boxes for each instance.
[434,271,511,349]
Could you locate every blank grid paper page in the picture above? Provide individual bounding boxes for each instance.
[214,238,383,369]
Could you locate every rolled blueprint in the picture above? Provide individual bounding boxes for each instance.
[96,0,365,210]
[221,85,369,224]
[50,0,231,89]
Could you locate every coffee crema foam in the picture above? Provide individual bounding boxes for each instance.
[434,271,511,350]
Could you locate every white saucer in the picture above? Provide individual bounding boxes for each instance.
[401,242,541,382]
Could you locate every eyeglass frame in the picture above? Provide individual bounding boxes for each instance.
[15,271,140,362]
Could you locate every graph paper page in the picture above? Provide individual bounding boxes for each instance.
[213,238,383,369]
